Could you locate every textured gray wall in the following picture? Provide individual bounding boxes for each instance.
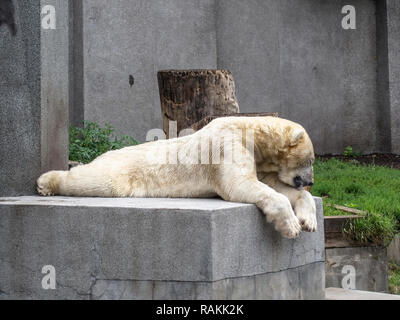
[325,246,388,292]
[216,0,377,154]
[82,0,217,142]
[69,0,84,128]
[387,0,400,154]
[0,0,41,196]
[0,0,70,196]
[40,0,69,173]
[73,0,397,155]
[388,234,400,264]
[376,0,392,153]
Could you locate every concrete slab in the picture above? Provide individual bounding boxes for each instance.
[91,262,325,300]
[326,287,400,300]
[0,196,253,210]
[0,196,324,300]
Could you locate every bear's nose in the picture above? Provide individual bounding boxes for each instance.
[293,176,303,187]
[308,181,314,186]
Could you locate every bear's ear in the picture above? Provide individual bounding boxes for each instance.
[289,128,305,147]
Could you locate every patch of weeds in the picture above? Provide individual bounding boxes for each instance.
[69,121,139,164]
[312,158,400,244]
[389,261,400,295]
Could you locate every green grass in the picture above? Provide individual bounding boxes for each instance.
[312,158,400,245]
[389,261,400,295]
[69,121,139,164]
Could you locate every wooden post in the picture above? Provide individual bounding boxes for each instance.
[157,69,240,138]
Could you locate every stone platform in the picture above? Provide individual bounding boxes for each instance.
[326,287,400,300]
[0,196,325,300]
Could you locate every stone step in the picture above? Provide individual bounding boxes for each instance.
[326,287,400,300]
[0,196,324,300]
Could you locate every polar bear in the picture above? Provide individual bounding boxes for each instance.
[37,116,316,238]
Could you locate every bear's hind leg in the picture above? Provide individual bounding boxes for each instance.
[37,165,114,197]
[37,170,67,196]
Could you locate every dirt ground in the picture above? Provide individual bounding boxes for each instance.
[318,153,400,169]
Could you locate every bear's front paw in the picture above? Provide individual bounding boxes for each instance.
[294,192,317,232]
[274,214,302,239]
[265,193,302,238]
[297,210,317,232]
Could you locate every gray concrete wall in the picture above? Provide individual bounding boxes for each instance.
[388,234,400,264]
[70,0,398,154]
[376,0,392,153]
[325,246,388,293]
[0,1,69,196]
[0,1,42,196]
[40,0,70,173]
[69,0,84,128]
[386,0,400,154]
[81,0,217,142]
[216,0,377,154]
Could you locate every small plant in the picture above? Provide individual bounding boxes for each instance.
[69,121,139,164]
[343,146,354,157]
[343,146,363,157]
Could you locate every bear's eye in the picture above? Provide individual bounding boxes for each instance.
[299,159,312,167]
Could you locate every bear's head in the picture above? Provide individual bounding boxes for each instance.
[277,126,315,190]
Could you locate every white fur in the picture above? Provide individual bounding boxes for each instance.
[37,116,317,238]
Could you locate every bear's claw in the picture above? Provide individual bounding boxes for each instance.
[298,215,317,232]
[275,215,302,239]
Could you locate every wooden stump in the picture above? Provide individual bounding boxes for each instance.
[157,69,239,138]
